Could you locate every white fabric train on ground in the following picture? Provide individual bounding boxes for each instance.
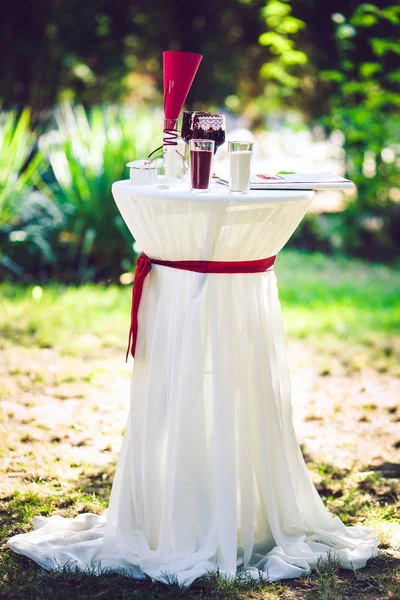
[7,183,378,586]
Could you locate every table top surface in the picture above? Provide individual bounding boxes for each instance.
[112,180,315,204]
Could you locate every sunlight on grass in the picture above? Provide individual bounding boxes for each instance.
[1,251,399,357]
[0,283,131,354]
[276,251,400,340]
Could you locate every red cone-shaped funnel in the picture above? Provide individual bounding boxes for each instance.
[163,50,203,120]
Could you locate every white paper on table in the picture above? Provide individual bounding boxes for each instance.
[215,172,354,191]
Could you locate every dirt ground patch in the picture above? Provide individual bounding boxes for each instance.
[0,338,399,599]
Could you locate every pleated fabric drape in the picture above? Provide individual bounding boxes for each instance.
[7,184,378,586]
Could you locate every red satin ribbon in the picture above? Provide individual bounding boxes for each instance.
[126,252,276,361]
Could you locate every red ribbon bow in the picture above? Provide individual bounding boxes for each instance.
[126,253,276,361]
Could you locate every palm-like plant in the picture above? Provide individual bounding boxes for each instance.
[43,103,160,280]
[0,109,60,279]
[0,109,43,224]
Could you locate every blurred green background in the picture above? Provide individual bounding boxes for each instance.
[0,0,399,283]
[1,6,400,598]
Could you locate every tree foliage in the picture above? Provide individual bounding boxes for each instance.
[1,0,400,274]
[0,0,270,112]
[256,0,400,260]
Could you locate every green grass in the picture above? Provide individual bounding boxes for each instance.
[1,250,399,351]
[0,282,131,355]
[276,251,400,340]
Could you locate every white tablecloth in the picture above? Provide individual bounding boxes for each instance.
[7,182,378,586]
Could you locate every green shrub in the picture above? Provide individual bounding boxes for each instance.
[292,205,400,264]
[0,109,59,280]
[41,103,160,281]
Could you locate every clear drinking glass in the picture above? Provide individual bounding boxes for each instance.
[228,141,253,193]
[189,139,214,193]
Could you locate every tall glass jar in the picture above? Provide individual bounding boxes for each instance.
[150,118,188,187]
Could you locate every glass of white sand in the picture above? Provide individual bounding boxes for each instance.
[228,141,253,193]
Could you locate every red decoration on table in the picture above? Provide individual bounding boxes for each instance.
[126,253,276,361]
[148,50,203,158]
[163,50,203,119]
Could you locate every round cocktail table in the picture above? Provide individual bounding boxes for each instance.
[7,182,378,586]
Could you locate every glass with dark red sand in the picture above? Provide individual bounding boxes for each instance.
[181,111,210,144]
[182,112,225,155]
[189,139,214,193]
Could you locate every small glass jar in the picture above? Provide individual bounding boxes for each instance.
[126,160,157,185]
